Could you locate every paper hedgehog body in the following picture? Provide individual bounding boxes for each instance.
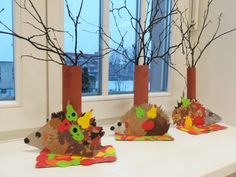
[24,104,116,167]
[172,98,222,127]
[25,111,103,157]
[111,103,171,137]
[172,98,226,134]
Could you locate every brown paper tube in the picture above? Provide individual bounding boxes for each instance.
[187,67,196,100]
[134,65,149,105]
[63,65,82,115]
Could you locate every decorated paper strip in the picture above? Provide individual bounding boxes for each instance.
[177,124,227,135]
[115,133,174,141]
[36,145,116,168]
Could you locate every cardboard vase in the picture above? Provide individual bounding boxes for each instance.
[134,65,149,106]
[63,65,82,115]
[187,67,196,100]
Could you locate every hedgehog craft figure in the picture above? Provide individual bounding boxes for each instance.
[24,103,116,168]
[110,103,174,141]
[172,98,226,135]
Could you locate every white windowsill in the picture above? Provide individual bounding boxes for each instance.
[0,92,172,108]
[82,92,172,102]
[0,100,21,108]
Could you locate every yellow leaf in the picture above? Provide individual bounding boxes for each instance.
[71,156,82,160]
[105,147,115,155]
[96,152,105,157]
[184,116,193,128]
[147,106,158,119]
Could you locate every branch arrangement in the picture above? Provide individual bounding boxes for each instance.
[174,0,236,68]
[104,0,188,66]
[1,0,233,73]
[0,0,102,66]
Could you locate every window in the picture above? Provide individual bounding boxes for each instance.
[108,0,170,94]
[64,0,101,96]
[0,1,15,101]
[149,0,171,92]
[108,0,136,94]
[63,0,170,96]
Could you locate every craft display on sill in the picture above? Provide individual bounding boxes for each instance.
[166,0,236,135]
[108,0,179,141]
[110,103,174,141]
[24,103,116,168]
[172,98,226,135]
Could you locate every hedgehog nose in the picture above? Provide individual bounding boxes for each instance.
[24,138,30,144]
[110,126,115,131]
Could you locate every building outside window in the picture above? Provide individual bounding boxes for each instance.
[0,0,170,101]
[0,1,15,101]
[64,0,171,96]
[64,0,101,96]
[108,0,171,94]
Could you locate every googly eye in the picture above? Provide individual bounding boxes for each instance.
[110,126,115,131]
[35,132,41,138]
[117,122,122,127]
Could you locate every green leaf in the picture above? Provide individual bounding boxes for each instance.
[70,159,80,166]
[47,154,55,160]
[135,106,145,119]
[181,98,190,108]
[56,160,71,168]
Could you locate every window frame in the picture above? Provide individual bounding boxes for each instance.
[82,0,174,101]
[0,1,22,108]
[0,0,177,105]
[0,0,176,108]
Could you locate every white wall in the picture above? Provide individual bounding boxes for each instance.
[0,1,48,133]
[194,0,236,126]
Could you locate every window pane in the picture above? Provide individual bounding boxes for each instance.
[108,0,170,94]
[149,0,171,92]
[0,1,15,100]
[108,0,136,94]
[64,0,101,96]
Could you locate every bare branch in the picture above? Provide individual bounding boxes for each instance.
[22,54,64,65]
[0,8,4,14]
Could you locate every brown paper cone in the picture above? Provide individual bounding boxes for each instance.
[63,65,82,115]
